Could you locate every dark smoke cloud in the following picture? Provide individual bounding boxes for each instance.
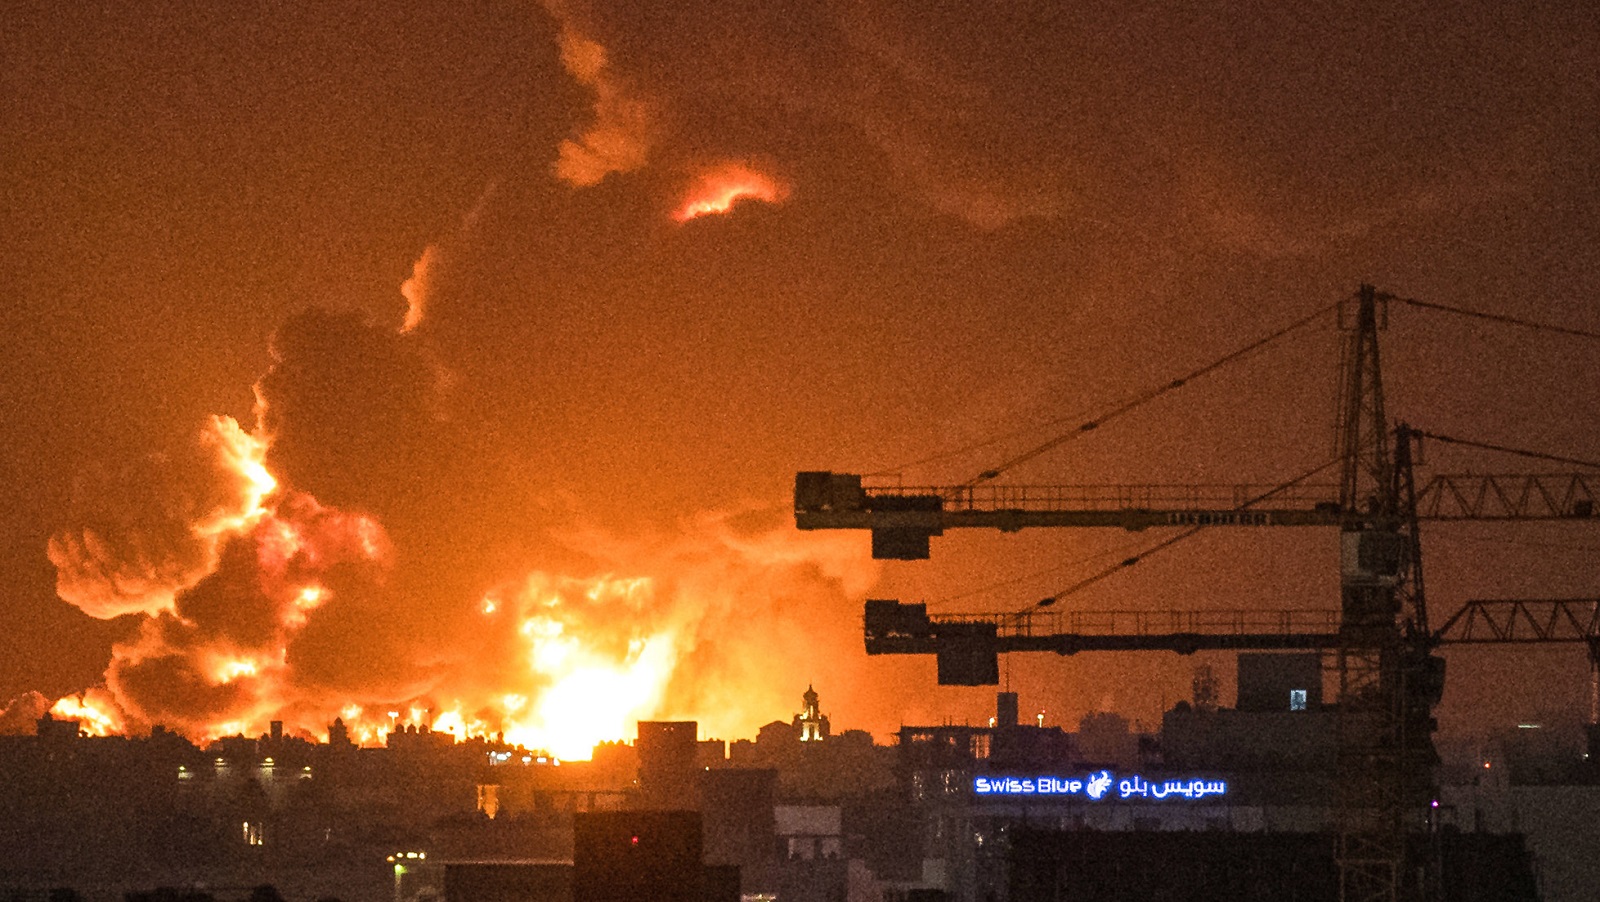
[46,418,271,620]
[108,614,262,735]
[0,693,52,735]
[17,1,1598,745]
[256,308,444,512]
[45,260,886,743]
[102,489,396,734]
[542,0,1584,240]
[542,0,654,185]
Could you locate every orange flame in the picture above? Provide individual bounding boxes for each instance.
[297,586,323,608]
[195,415,276,537]
[45,242,883,755]
[51,512,879,755]
[289,573,689,759]
[489,575,677,760]
[674,162,790,222]
[51,493,878,756]
[215,658,260,685]
[49,693,123,737]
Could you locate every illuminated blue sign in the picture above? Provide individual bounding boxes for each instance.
[973,770,1227,801]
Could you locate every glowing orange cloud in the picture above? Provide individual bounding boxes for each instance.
[674,163,790,222]
[399,246,435,334]
[546,2,652,187]
[39,237,892,754]
[46,414,276,621]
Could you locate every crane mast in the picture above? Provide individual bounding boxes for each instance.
[1331,286,1431,902]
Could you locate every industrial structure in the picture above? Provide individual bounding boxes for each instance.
[795,285,1600,902]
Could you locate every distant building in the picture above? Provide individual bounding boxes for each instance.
[794,684,831,742]
[1235,652,1322,712]
[756,719,796,747]
[11,660,1591,902]
[637,721,699,810]
[35,711,82,743]
[697,738,728,769]
[1075,711,1138,770]
[327,716,353,749]
[386,722,455,753]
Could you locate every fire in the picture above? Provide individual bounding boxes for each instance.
[41,241,882,755]
[45,487,877,756]
[430,709,465,736]
[674,162,790,222]
[45,506,877,755]
[45,413,282,622]
[49,694,122,737]
[286,585,326,627]
[215,658,259,685]
[195,416,276,538]
[458,574,679,761]
[51,417,398,742]
[506,644,675,760]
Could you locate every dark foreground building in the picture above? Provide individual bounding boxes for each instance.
[1006,828,1538,902]
[444,811,736,902]
[442,862,571,902]
[572,810,704,902]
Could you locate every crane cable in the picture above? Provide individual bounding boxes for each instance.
[1398,296,1600,342]
[960,300,1340,488]
[865,401,1104,478]
[895,293,1593,484]
[1009,455,1342,619]
[1410,430,1600,470]
[926,532,1160,611]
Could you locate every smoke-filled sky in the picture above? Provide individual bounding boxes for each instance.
[3,1,1599,748]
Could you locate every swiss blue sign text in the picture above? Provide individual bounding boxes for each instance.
[973,771,1227,801]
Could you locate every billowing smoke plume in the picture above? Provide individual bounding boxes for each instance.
[536,1,1062,228]
[47,416,274,621]
[454,506,877,758]
[40,256,878,751]
[543,0,653,186]
[0,692,52,735]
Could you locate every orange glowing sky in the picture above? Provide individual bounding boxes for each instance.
[3,2,1599,748]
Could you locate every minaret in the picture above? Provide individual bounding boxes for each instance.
[795,684,830,742]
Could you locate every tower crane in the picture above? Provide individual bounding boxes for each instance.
[793,285,1600,902]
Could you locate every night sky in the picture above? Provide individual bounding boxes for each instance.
[3,1,1599,747]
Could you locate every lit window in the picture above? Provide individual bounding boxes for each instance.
[1289,689,1308,711]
